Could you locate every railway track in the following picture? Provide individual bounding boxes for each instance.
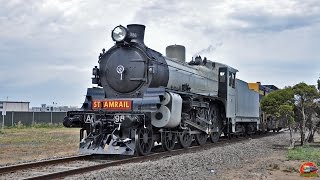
[0,132,283,180]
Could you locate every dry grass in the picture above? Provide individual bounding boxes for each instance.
[0,127,80,165]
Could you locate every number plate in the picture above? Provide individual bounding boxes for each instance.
[84,114,95,123]
[114,114,125,124]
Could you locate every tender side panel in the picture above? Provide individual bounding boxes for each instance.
[235,79,260,121]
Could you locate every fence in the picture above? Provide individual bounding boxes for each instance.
[1,111,67,127]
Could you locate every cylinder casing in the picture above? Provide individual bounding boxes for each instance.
[151,92,182,128]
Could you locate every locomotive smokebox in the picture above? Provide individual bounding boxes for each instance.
[127,24,145,44]
[166,45,186,62]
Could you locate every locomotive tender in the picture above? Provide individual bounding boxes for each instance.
[63,24,260,155]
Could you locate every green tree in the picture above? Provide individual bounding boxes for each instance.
[279,104,295,147]
[261,88,295,146]
[317,76,320,91]
[292,83,319,146]
[261,88,294,117]
[306,105,320,142]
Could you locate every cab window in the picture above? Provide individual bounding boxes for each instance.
[219,71,225,82]
[229,72,235,88]
[232,73,235,88]
[229,72,232,87]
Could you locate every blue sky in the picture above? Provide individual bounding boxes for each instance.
[0,0,319,107]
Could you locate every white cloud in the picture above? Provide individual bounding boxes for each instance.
[0,0,319,106]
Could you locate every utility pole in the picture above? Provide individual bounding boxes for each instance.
[1,102,6,130]
[1,117,3,130]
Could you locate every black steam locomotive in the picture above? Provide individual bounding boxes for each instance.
[64,24,263,155]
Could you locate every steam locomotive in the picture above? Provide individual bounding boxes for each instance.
[63,24,264,155]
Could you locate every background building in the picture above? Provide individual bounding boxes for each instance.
[31,104,79,112]
[0,101,30,112]
[0,101,79,127]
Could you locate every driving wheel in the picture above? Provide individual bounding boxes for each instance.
[195,133,208,145]
[161,131,177,151]
[178,130,193,148]
[209,104,222,143]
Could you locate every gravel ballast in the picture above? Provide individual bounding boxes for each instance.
[69,132,292,180]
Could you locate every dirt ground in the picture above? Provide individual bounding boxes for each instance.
[0,128,80,165]
[222,150,306,180]
[221,133,320,180]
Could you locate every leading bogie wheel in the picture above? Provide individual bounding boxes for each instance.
[135,127,153,156]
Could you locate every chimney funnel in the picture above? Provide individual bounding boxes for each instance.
[127,24,145,44]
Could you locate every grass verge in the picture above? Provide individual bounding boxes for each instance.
[4,121,64,129]
[288,145,320,166]
[0,127,80,165]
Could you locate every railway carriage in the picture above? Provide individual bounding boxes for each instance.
[248,82,286,132]
[63,24,271,155]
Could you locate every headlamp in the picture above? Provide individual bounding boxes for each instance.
[111,25,127,42]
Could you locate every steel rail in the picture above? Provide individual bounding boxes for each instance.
[22,132,283,180]
[0,155,92,174]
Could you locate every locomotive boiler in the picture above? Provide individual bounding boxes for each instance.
[64,24,261,155]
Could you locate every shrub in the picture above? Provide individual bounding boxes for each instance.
[32,123,64,128]
[14,121,26,129]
